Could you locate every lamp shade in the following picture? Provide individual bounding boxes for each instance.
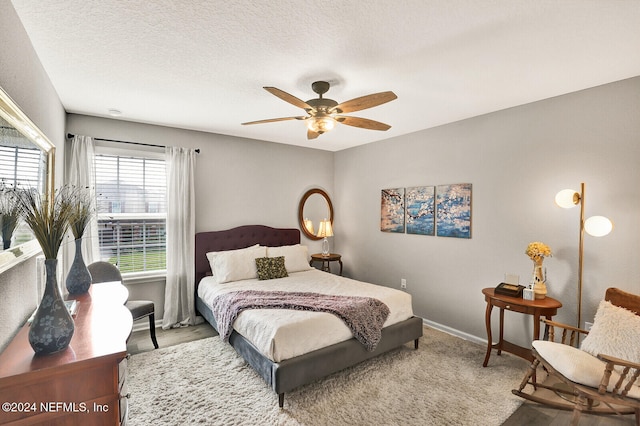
[316,219,333,238]
[555,189,580,208]
[303,218,315,235]
[584,215,613,237]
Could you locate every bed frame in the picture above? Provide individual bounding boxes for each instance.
[195,225,423,408]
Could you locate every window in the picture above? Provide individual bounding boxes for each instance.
[0,137,46,247]
[0,145,45,190]
[94,152,166,274]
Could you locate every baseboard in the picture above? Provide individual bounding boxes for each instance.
[131,318,487,345]
[131,318,162,333]
[422,318,487,346]
[131,316,206,332]
[131,316,486,345]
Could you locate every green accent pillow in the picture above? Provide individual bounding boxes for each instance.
[255,256,288,280]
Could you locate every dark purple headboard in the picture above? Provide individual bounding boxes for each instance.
[195,225,300,287]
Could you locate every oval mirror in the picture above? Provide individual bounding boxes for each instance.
[298,188,333,240]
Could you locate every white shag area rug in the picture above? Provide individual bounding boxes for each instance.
[127,327,527,425]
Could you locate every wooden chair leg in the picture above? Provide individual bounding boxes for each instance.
[148,313,159,349]
[518,358,540,392]
[414,338,419,350]
[570,396,586,426]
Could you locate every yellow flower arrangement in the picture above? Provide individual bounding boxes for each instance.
[525,242,552,265]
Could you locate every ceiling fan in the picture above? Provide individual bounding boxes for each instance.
[241,81,397,140]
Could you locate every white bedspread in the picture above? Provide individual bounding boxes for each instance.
[198,269,414,362]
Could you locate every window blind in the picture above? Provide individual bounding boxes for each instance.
[0,145,44,190]
[94,153,166,273]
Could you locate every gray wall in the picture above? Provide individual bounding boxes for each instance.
[0,0,66,351]
[3,0,640,351]
[334,76,640,346]
[66,114,335,320]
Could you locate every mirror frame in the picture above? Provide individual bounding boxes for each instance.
[298,188,334,241]
[0,85,55,274]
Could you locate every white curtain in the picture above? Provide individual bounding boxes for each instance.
[63,135,99,285]
[162,146,197,329]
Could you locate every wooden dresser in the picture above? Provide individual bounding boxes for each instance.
[0,281,133,425]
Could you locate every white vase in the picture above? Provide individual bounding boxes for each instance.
[532,263,547,300]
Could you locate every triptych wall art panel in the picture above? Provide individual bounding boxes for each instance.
[380,188,405,233]
[436,183,472,238]
[381,183,471,238]
[405,186,435,236]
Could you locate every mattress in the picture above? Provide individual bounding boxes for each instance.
[197,269,414,362]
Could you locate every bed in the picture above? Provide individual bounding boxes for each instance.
[194,225,423,407]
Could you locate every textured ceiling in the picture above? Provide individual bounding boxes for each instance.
[9,0,640,151]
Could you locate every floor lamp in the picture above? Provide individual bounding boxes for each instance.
[555,182,613,329]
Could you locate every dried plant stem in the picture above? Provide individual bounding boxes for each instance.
[16,187,77,259]
[68,188,93,239]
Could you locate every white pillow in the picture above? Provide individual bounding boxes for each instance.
[206,245,266,284]
[533,340,640,398]
[580,300,640,366]
[266,244,313,273]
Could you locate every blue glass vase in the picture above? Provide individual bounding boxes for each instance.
[29,259,75,354]
[66,238,92,294]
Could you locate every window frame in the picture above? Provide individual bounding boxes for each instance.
[93,143,167,277]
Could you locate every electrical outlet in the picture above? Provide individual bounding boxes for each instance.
[400,278,407,289]
[584,321,593,331]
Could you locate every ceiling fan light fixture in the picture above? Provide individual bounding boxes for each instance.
[242,81,396,139]
[307,116,336,134]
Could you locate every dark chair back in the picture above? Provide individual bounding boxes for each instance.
[88,261,122,283]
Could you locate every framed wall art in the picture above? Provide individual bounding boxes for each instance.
[436,183,472,238]
[405,186,435,235]
[381,188,405,233]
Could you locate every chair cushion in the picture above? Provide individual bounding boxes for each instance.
[533,340,640,399]
[581,300,640,366]
[125,300,155,320]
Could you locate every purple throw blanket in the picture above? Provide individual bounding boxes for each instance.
[212,290,390,351]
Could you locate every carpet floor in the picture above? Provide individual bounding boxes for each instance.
[127,326,528,425]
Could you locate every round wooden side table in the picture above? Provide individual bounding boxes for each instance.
[310,253,343,275]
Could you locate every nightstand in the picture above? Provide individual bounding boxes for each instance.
[310,253,343,276]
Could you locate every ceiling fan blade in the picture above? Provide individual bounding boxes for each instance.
[241,116,306,125]
[335,116,392,131]
[264,87,314,110]
[307,128,320,140]
[331,91,397,114]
